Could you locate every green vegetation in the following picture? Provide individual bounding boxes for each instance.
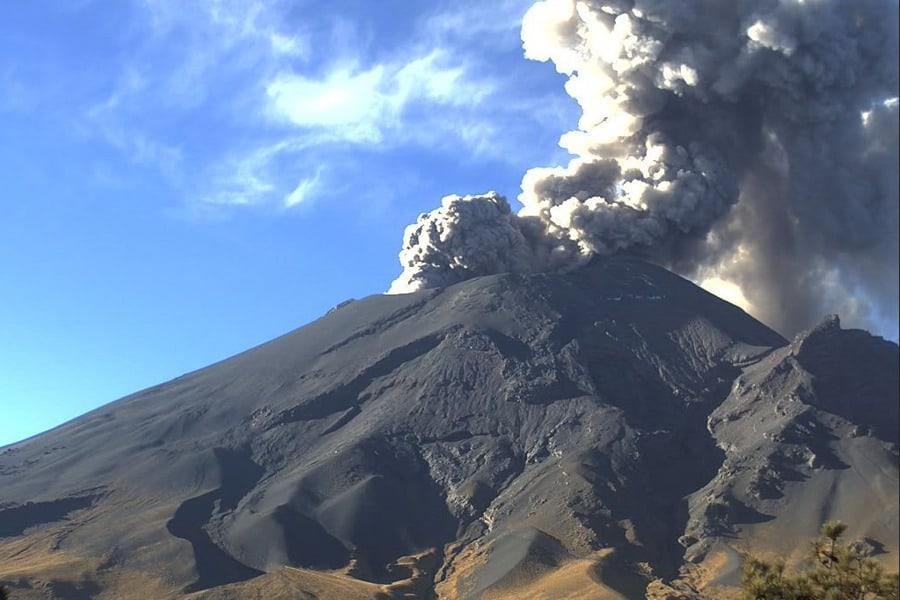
[741,521,899,599]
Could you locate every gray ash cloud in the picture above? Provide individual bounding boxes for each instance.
[391,0,899,338]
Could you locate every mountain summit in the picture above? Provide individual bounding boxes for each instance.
[1,257,897,599]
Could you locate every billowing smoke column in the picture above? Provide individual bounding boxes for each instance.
[388,192,535,293]
[391,0,900,337]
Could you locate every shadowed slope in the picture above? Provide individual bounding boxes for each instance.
[1,257,896,599]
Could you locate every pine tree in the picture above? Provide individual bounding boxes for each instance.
[741,521,899,600]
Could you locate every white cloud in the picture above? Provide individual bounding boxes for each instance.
[203,169,275,207]
[265,50,492,144]
[394,53,476,104]
[269,33,308,58]
[198,142,288,206]
[284,169,323,208]
[266,66,387,142]
[67,0,567,214]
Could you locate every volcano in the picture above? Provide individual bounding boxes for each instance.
[1,257,897,599]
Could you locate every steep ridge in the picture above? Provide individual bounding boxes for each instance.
[683,316,900,590]
[0,257,896,599]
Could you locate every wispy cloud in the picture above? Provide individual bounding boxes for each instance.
[265,50,492,144]
[197,142,287,207]
[284,168,323,209]
[423,0,531,40]
[84,68,183,177]
[50,0,574,214]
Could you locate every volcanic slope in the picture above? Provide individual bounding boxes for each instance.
[1,257,897,599]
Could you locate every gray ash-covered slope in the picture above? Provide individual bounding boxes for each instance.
[1,257,897,599]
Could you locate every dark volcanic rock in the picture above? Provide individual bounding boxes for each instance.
[0,257,896,599]
[683,315,900,568]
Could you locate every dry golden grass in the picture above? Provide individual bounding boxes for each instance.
[0,530,440,600]
[433,541,488,600]
[482,553,629,600]
[0,529,173,600]
[435,544,643,600]
[0,535,385,600]
[190,550,440,600]
[186,567,384,600]
[2,523,894,600]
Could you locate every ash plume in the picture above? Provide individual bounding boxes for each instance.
[391,0,899,338]
[388,192,535,294]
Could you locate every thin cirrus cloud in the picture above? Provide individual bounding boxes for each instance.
[265,50,491,145]
[284,168,324,209]
[46,0,566,214]
[84,69,184,181]
[197,47,505,211]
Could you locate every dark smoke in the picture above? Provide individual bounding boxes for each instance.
[391,0,899,338]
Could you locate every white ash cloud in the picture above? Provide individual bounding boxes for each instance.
[391,0,899,338]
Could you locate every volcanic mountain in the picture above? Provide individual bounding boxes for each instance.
[1,257,897,599]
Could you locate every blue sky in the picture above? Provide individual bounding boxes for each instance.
[0,1,579,446]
